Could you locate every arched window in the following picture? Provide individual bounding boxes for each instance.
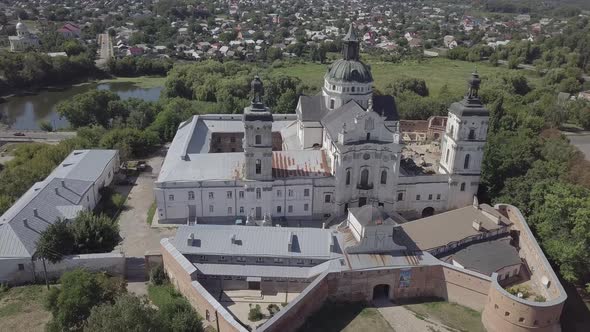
[255,159,261,174]
[188,191,195,200]
[345,169,351,185]
[450,125,454,137]
[360,169,369,187]
[460,182,466,191]
[468,129,476,140]
[255,134,261,145]
[351,86,355,92]
[380,170,387,184]
[445,149,450,163]
[464,154,470,169]
[330,99,335,109]
[256,188,261,199]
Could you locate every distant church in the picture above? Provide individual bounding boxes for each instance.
[154,24,489,225]
[8,20,39,52]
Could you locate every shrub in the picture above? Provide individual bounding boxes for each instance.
[534,295,546,302]
[267,303,280,317]
[0,282,9,294]
[248,304,263,321]
[39,120,54,132]
[149,264,167,286]
[111,193,126,210]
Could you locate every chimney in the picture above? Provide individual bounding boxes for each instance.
[472,220,482,231]
[33,209,38,218]
[472,195,479,208]
[231,234,237,244]
[288,232,294,252]
[61,180,66,188]
[54,187,59,195]
[329,235,335,252]
[187,233,195,246]
[495,215,502,225]
[22,218,28,228]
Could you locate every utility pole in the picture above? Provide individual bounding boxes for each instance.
[41,257,49,290]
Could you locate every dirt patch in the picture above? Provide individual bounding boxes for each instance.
[0,285,51,332]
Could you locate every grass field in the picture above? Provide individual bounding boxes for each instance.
[403,300,485,332]
[147,283,186,308]
[272,57,541,97]
[298,302,394,332]
[98,76,167,89]
[0,285,51,332]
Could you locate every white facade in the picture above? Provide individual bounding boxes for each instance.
[9,21,39,52]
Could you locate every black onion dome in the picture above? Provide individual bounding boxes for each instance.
[325,59,373,83]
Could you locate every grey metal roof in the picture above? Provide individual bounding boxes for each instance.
[0,150,117,258]
[194,262,323,279]
[171,225,341,260]
[321,100,367,139]
[372,95,400,121]
[442,237,521,276]
[325,59,373,83]
[448,97,489,117]
[297,95,329,122]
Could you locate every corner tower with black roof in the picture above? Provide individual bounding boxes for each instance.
[243,76,273,181]
[322,24,374,110]
[439,72,489,207]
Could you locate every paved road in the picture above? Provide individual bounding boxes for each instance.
[96,33,113,68]
[0,130,76,143]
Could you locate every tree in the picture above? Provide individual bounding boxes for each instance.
[71,212,119,254]
[45,269,125,331]
[84,294,163,332]
[63,40,86,56]
[56,90,121,128]
[385,78,429,97]
[36,219,75,264]
[488,95,505,133]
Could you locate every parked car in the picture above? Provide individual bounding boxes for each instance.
[13,132,25,136]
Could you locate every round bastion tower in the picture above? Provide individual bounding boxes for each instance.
[322,24,374,110]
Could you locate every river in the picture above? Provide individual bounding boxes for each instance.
[0,81,163,130]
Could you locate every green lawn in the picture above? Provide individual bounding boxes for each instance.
[148,283,185,308]
[403,300,485,332]
[147,201,156,225]
[0,285,51,332]
[273,57,541,97]
[298,302,394,332]
[98,76,167,89]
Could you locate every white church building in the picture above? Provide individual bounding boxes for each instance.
[154,25,489,225]
[8,20,39,52]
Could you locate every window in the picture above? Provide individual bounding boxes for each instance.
[188,191,195,200]
[274,258,283,263]
[428,194,433,200]
[450,125,454,136]
[276,190,282,197]
[330,99,335,109]
[296,259,304,265]
[230,137,235,143]
[227,207,232,215]
[288,205,293,213]
[219,256,226,261]
[332,84,335,90]
[416,195,421,201]
[397,192,404,201]
[366,132,371,141]
[324,194,331,203]
[239,206,244,214]
[208,192,214,199]
[227,191,232,199]
[304,203,309,211]
[464,154,470,169]
[256,188,262,199]
[460,182,466,191]
[304,189,310,197]
[519,318,525,323]
[380,170,387,184]
[504,312,510,317]
[351,86,355,92]
[255,159,262,174]
[87,196,89,202]
[239,191,244,199]
[360,169,369,187]
[209,205,214,213]
[255,134,261,144]
[468,129,475,140]
[277,206,282,213]
[288,189,293,197]
[445,149,450,163]
[256,257,264,263]
[168,194,174,201]
[436,194,441,200]
[346,170,351,185]
[18,264,24,271]
[236,257,246,262]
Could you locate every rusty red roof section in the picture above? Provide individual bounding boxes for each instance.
[272,150,331,178]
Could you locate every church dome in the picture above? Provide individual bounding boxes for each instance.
[325,59,373,83]
[16,21,27,31]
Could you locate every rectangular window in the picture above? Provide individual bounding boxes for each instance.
[277,206,282,213]
[416,195,421,201]
[236,257,246,262]
[304,203,309,211]
[256,257,264,263]
[239,191,244,199]
[209,205,214,213]
[276,190,282,197]
[304,189,310,197]
[256,188,262,199]
[239,206,244,214]
[226,191,232,199]
[168,194,174,201]
[288,189,293,197]
[296,259,304,265]
[288,205,293,213]
[227,207,232,215]
[199,255,207,261]
[208,192,214,199]
[428,194,433,200]
[18,264,24,271]
[219,256,226,261]
[397,192,404,201]
[230,137,236,143]
[436,194,441,200]
[274,258,283,264]
[325,194,331,203]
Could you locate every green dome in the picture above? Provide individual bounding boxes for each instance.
[325,59,373,84]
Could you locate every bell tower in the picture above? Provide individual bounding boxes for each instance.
[243,76,273,181]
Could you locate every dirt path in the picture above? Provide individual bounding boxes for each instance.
[374,299,457,332]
